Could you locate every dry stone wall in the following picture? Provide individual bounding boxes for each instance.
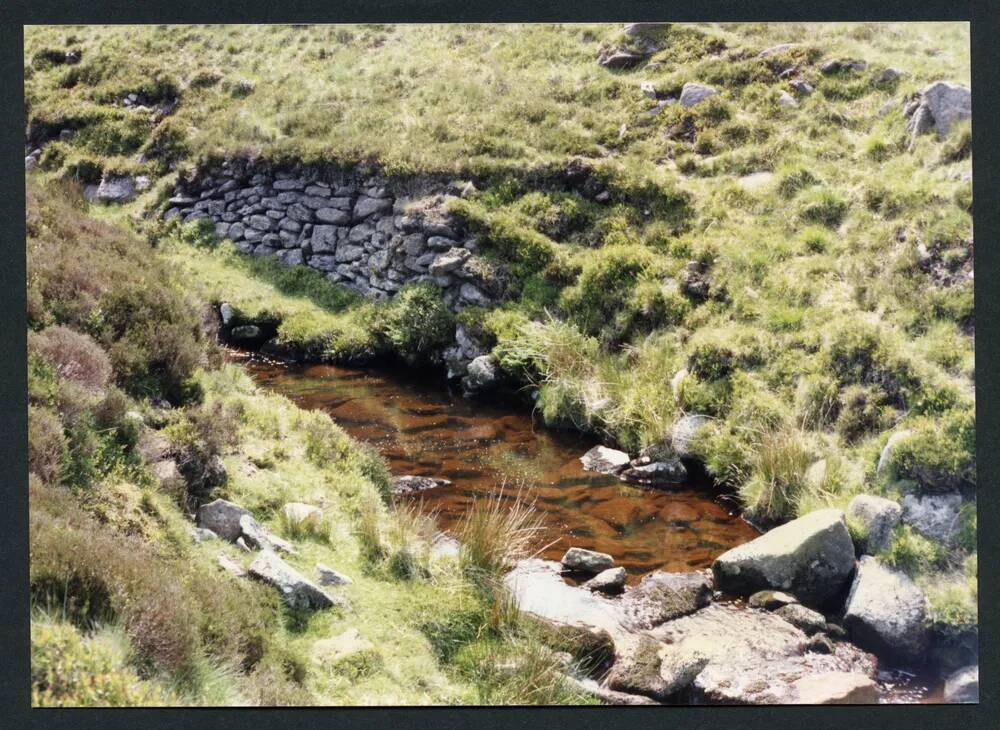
[163,165,497,310]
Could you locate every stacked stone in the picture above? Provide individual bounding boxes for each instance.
[164,169,494,310]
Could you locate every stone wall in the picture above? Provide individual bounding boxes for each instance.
[163,165,498,310]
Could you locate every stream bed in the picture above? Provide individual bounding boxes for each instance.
[236,352,944,703]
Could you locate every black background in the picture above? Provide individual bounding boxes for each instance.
[1,1,995,728]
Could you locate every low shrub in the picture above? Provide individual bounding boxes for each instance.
[376,283,455,362]
[740,429,814,525]
[797,187,849,228]
[887,409,975,490]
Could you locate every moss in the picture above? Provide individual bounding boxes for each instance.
[880,524,948,576]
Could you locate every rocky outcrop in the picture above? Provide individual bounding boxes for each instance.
[579,445,630,474]
[847,494,902,554]
[843,556,929,662]
[711,509,856,608]
[164,165,497,312]
[248,550,342,610]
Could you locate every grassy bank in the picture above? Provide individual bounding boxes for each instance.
[27,181,595,706]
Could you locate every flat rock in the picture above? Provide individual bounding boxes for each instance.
[943,665,979,703]
[900,493,962,546]
[791,672,878,704]
[620,570,713,630]
[711,508,856,608]
[197,498,252,542]
[580,445,630,474]
[248,550,341,610]
[390,475,451,495]
[562,547,615,574]
[843,555,929,662]
[847,494,902,554]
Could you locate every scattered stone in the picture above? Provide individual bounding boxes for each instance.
[900,493,962,546]
[847,494,902,554]
[620,571,713,629]
[583,567,627,595]
[671,415,711,459]
[283,502,323,530]
[791,672,878,704]
[820,58,867,74]
[778,90,798,107]
[597,48,651,70]
[679,82,718,107]
[312,628,374,664]
[238,514,296,554]
[316,563,353,586]
[789,79,814,95]
[197,499,252,542]
[562,547,615,574]
[619,460,687,487]
[875,67,902,85]
[390,475,451,495]
[94,175,136,204]
[248,550,342,610]
[748,590,798,610]
[843,555,929,662]
[943,665,979,703]
[712,509,857,608]
[580,445,631,474]
[775,603,828,636]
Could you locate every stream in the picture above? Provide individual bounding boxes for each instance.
[235,351,944,703]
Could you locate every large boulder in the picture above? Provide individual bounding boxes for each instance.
[943,665,979,703]
[847,494,902,554]
[920,81,972,136]
[900,493,962,546]
[679,83,718,107]
[671,414,710,459]
[620,571,713,630]
[843,555,929,662]
[711,508,856,608]
[248,550,342,610]
[580,445,630,474]
[562,547,614,574]
[197,498,252,542]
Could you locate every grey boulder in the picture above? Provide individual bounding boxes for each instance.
[847,494,902,554]
[679,83,718,107]
[582,567,627,595]
[197,498,252,541]
[712,508,857,608]
[843,555,929,662]
[580,445,631,474]
[620,570,713,629]
[671,414,711,459]
[561,547,614,574]
[901,493,962,546]
[95,175,136,204]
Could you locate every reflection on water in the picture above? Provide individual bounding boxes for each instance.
[240,354,759,581]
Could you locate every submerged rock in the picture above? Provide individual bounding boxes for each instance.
[620,570,713,630]
[390,475,451,495]
[619,459,688,487]
[711,508,856,608]
[580,445,631,474]
[847,494,902,554]
[248,550,342,610]
[562,547,615,574]
[843,555,929,662]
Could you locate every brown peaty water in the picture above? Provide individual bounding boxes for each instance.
[239,354,759,582]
